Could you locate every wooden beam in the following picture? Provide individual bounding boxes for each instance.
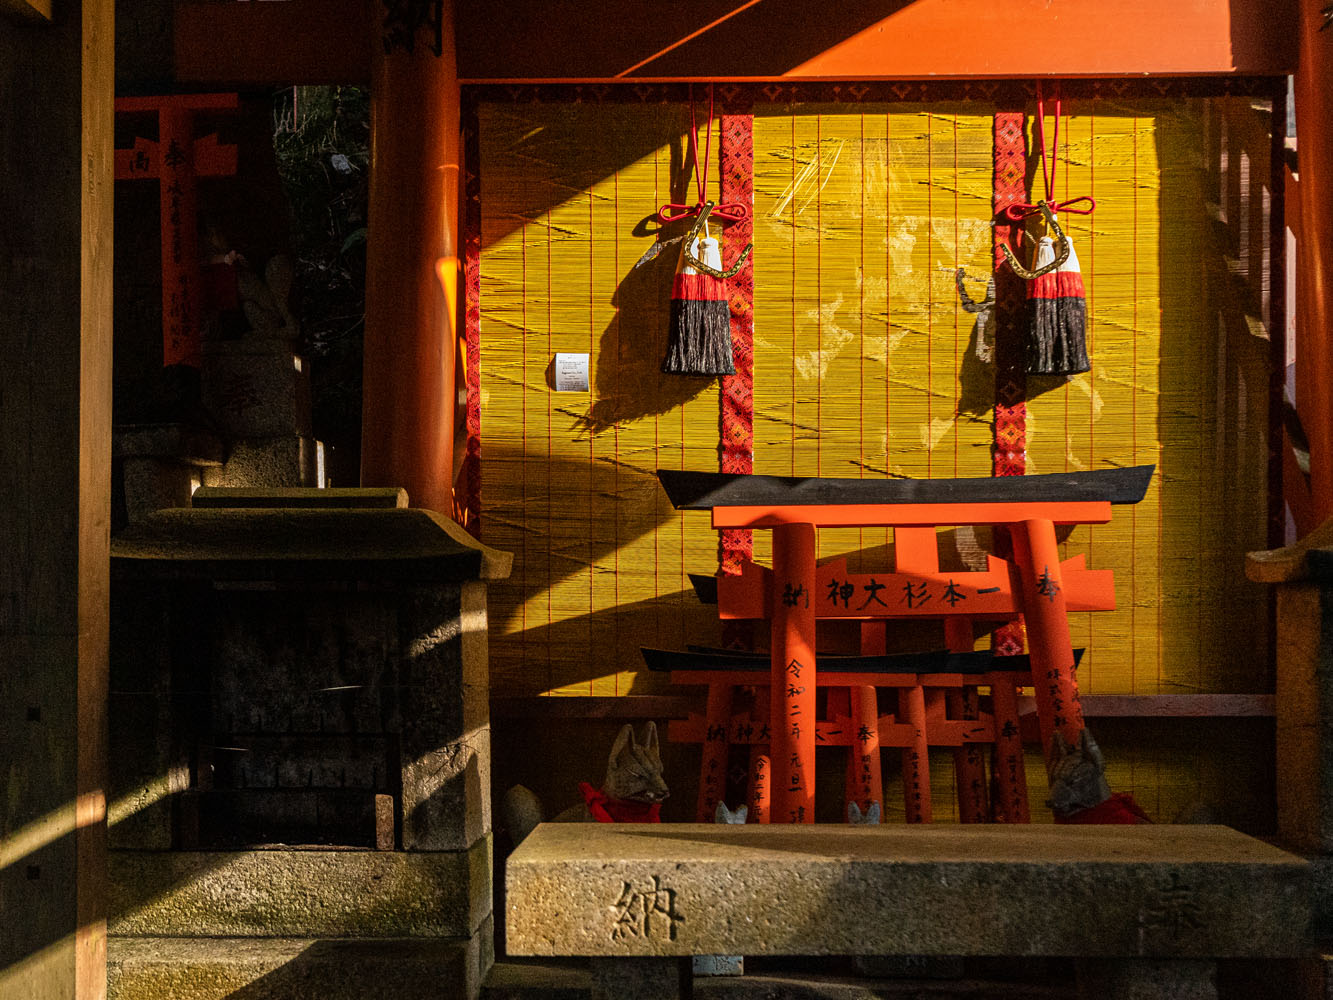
[0,0,53,21]
[173,0,370,85]
[457,0,1297,81]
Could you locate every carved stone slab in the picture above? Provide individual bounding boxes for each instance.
[506,825,1309,959]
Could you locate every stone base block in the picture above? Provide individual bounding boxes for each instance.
[201,339,313,439]
[507,825,1309,958]
[1076,958,1216,1000]
[202,435,318,489]
[590,958,687,1000]
[110,838,490,938]
[109,927,492,1000]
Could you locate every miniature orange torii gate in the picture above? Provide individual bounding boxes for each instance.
[646,645,1086,823]
[115,93,239,368]
[656,465,1154,824]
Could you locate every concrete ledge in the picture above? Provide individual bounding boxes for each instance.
[110,837,490,938]
[107,935,481,1000]
[506,825,1309,959]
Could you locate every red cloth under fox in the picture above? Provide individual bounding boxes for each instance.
[1055,792,1152,825]
[580,782,663,824]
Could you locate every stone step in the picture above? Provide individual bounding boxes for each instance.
[109,933,490,1000]
[109,842,490,938]
[482,960,1068,1000]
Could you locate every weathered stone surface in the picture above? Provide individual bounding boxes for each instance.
[192,486,408,509]
[121,456,202,522]
[202,434,318,489]
[112,506,512,581]
[201,339,312,439]
[1075,958,1216,1000]
[110,837,491,938]
[692,955,743,976]
[114,423,225,463]
[590,958,686,1000]
[107,935,476,1000]
[506,825,1309,959]
[402,725,492,852]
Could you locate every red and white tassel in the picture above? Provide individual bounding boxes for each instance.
[662,232,735,376]
[1026,226,1089,377]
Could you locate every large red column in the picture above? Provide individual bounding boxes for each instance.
[362,1,460,514]
[1294,0,1333,520]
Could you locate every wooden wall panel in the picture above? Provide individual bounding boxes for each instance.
[476,98,1273,737]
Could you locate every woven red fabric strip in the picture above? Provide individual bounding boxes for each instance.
[719,108,755,576]
[992,109,1028,658]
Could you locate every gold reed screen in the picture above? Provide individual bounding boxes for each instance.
[476,98,1271,708]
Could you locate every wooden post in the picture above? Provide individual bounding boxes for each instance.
[770,522,816,823]
[362,0,461,514]
[696,683,734,821]
[1295,0,1333,522]
[1014,518,1085,763]
[114,93,239,368]
[849,622,886,818]
[945,618,988,823]
[1,1,113,998]
[747,747,770,825]
[988,676,1031,823]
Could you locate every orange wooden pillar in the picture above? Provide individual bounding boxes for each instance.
[845,622,885,818]
[945,618,988,823]
[748,747,771,824]
[1295,0,1333,521]
[771,522,816,823]
[988,675,1031,822]
[362,0,460,514]
[695,682,734,821]
[1014,518,1084,763]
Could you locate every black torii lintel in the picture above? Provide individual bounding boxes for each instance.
[656,465,1155,511]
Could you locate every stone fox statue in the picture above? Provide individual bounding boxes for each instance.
[1046,728,1151,824]
[501,722,669,846]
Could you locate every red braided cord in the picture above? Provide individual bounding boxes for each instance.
[657,86,750,225]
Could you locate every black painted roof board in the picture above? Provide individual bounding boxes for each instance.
[641,646,1086,675]
[656,465,1155,510]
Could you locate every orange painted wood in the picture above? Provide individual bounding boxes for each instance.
[848,684,882,815]
[114,94,239,368]
[711,501,1112,530]
[989,677,1031,823]
[945,618,987,824]
[1014,518,1086,764]
[748,747,770,824]
[1295,0,1333,523]
[670,705,1000,748]
[361,3,460,514]
[173,0,371,86]
[770,522,816,823]
[900,683,932,823]
[716,555,1115,619]
[456,0,1295,80]
[696,682,733,821]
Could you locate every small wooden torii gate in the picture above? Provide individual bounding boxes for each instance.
[656,464,1154,824]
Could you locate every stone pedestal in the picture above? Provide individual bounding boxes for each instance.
[113,422,224,524]
[200,338,320,488]
[109,497,511,999]
[1076,959,1216,1000]
[1248,524,1333,944]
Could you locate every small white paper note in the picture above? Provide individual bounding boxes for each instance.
[554,353,590,392]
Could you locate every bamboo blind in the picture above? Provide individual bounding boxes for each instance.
[477,99,1272,719]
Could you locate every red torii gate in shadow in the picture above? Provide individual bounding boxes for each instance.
[656,464,1154,824]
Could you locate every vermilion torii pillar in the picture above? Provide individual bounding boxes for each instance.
[114,94,238,368]
[362,0,460,514]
